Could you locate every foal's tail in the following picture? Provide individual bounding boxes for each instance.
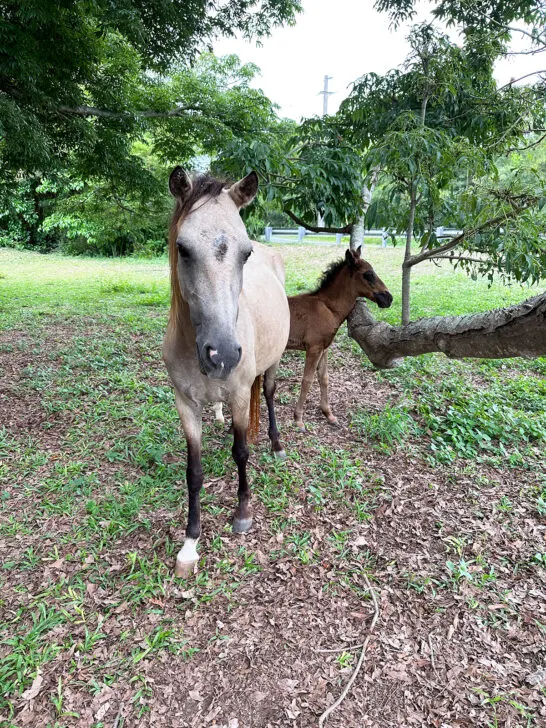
[248,375,262,445]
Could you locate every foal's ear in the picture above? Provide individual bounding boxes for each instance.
[169,166,192,200]
[345,248,358,269]
[228,171,259,208]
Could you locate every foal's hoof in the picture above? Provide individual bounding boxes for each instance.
[295,422,305,433]
[232,516,253,534]
[174,557,197,579]
[274,449,287,460]
[327,416,339,427]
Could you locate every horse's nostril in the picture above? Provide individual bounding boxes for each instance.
[206,346,222,367]
[236,346,242,364]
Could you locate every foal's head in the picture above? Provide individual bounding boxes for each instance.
[345,247,393,308]
[169,167,259,379]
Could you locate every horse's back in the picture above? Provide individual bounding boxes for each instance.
[251,241,286,285]
[240,245,289,372]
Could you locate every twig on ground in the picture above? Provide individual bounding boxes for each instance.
[428,633,436,673]
[315,643,364,654]
[318,573,380,728]
[113,704,124,728]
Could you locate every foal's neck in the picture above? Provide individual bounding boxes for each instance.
[316,267,358,323]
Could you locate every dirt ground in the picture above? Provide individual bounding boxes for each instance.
[1,321,545,728]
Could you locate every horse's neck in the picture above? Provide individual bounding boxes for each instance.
[317,268,357,323]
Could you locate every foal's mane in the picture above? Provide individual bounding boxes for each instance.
[312,258,349,295]
[168,174,228,325]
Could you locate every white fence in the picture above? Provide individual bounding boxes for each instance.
[264,226,461,246]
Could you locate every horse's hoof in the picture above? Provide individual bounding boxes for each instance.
[295,422,305,433]
[327,417,339,427]
[274,449,286,460]
[174,558,197,578]
[175,538,198,578]
[232,516,253,534]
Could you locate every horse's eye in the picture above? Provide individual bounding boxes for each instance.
[177,242,190,260]
[363,271,376,283]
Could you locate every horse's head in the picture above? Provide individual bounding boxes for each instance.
[345,247,393,309]
[169,167,259,379]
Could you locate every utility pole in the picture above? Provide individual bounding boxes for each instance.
[319,75,334,116]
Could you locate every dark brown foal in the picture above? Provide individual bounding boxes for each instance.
[287,247,392,431]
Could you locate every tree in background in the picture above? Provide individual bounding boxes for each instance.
[0,51,284,254]
[341,23,546,323]
[0,0,300,176]
[0,0,300,254]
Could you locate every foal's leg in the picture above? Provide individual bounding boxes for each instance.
[212,402,224,425]
[294,347,323,432]
[174,394,204,578]
[316,349,337,425]
[230,396,253,534]
[263,363,286,459]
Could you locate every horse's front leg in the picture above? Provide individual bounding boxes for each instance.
[174,393,203,578]
[316,349,337,425]
[230,397,252,534]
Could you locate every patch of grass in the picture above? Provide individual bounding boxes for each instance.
[350,401,417,454]
[0,605,65,714]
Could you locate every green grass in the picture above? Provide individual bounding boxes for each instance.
[0,245,545,724]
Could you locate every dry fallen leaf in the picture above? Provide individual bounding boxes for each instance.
[21,673,44,702]
[525,667,546,687]
[94,701,110,721]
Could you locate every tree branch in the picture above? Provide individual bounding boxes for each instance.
[406,202,535,268]
[284,209,353,234]
[347,294,546,369]
[498,70,546,90]
[429,255,488,264]
[58,104,205,119]
[506,131,546,153]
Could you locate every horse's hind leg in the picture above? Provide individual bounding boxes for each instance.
[263,363,286,459]
[317,349,338,425]
[174,394,203,578]
[230,397,253,534]
[294,347,322,431]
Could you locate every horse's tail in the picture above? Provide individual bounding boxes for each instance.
[248,375,262,445]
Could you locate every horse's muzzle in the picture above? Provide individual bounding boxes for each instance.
[374,291,393,309]
[197,341,242,379]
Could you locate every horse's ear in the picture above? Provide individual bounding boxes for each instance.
[345,248,358,269]
[354,245,362,259]
[228,171,259,208]
[169,166,192,200]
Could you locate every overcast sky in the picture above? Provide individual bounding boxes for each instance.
[215,0,540,120]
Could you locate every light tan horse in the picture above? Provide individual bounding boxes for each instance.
[163,168,290,577]
[287,247,392,430]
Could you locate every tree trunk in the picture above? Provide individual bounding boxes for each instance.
[347,293,546,369]
[350,216,365,251]
[350,170,379,252]
[401,183,417,325]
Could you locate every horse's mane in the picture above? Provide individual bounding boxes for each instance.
[168,174,228,326]
[312,258,348,294]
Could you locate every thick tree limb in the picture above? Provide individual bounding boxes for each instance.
[284,209,353,234]
[347,293,546,369]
